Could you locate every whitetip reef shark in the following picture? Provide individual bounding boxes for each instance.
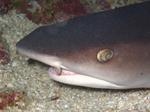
[16,1,150,89]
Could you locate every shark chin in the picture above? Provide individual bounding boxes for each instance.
[48,67,126,89]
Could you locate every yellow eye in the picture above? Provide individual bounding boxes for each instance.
[97,49,113,63]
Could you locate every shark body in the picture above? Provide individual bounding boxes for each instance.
[16,1,150,89]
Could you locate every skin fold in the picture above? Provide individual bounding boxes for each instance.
[16,1,150,89]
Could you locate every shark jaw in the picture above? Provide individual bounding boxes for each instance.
[16,48,122,89]
[48,67,126,89]
[16,48,149,89]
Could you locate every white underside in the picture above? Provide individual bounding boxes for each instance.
[48,69,126,89]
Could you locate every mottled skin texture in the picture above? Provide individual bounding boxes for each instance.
[16,1,150,89]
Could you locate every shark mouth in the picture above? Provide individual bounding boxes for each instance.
[16,49,125,89]
[48,67,125,89]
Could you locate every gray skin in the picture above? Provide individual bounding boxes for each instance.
[16,1,150,89]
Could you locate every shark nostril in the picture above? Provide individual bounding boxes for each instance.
[97,48,113,63]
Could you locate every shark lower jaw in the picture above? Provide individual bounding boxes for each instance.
[48,67,126,89]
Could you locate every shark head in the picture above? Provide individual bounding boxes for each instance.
[16,1,150,89]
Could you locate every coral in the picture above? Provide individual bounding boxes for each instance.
[0,91,25,110]
[53,0,87,16]
[0,0,12,14]
[52,0,87,22]
[0,0,145,23]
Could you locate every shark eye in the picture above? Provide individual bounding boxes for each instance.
[97,49,113,63]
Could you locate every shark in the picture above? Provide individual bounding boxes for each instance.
[16,1,150,89]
